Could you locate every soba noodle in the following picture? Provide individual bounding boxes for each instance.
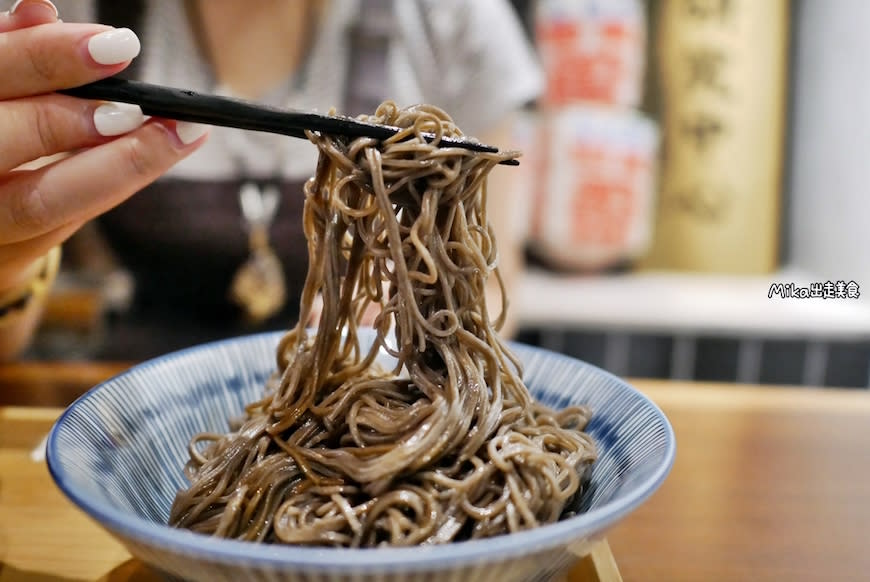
[169,102,597,546]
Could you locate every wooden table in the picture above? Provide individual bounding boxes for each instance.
[2,364,870,581]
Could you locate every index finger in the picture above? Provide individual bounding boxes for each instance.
[0,21,140,99]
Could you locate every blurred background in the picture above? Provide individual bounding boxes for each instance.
[27,0,870,389]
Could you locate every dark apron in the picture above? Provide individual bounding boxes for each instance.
[93,0,394,360]
[95,178,308,360]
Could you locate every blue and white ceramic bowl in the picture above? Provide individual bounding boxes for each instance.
[47,330,675,582]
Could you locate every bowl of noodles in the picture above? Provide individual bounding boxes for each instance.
[47,102,675,581]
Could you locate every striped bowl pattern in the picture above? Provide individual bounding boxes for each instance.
[47,330,675,582]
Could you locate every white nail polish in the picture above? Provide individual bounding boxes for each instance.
[175,121,209,145]
[10,0,59,17]
[94,102,145,136]
[87,28,141,65]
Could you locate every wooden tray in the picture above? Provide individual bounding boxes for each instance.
[0,406,621,581]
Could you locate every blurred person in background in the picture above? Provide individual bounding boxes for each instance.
[0,0,542,362]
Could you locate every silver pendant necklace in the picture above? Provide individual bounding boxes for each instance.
[192,0,316,323]
[220,88,290,323]
[229,180,286,323]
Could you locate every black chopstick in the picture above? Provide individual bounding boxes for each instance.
[59,78,519,166]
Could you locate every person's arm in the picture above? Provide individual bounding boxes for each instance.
[408,0,542,338]
[0,303,42,361]
[0,246,60,362]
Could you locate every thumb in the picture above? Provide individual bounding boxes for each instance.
[0,0,60,33]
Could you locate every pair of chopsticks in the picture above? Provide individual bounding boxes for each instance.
[59,78,519,166]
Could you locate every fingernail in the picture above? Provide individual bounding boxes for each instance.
[175,121,209,145]
[87,27,140,65]
[94,102,145,136]
[10,0,58,17]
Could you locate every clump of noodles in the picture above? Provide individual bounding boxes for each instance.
[169,102,597,546]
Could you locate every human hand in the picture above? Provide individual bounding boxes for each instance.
[0,0,209,296]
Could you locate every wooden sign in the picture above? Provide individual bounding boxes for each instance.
[640,0,788,273]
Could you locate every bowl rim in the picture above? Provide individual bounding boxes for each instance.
[46,331,676,573]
